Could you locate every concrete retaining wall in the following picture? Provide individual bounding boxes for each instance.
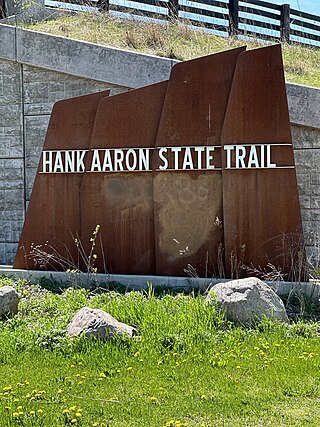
[287,84,320,267]
[0,23,319,267]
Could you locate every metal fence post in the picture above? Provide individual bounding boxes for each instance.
[168,0,179,20]
[229,0,239,37]
[280,3,290,43]
[97,0,110,12]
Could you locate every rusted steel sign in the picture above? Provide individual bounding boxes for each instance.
[14,45,304,280]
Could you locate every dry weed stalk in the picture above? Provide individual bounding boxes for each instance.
[28,225,104,285]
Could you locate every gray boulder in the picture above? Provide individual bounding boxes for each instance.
[207,277,289,325]
[0,286,19,316]
[67,307,136,339]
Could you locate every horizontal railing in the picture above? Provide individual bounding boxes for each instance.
[33,0,320,47]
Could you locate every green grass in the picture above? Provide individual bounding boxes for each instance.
[2,277,320,426]
[25,13,320,88]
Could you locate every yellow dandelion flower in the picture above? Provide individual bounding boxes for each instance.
[71,419,77,424]
[29,410,35,415]
[76,412,82,417]
[37,409,43,414]
[12,412,20,417]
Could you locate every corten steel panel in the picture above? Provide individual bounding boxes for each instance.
[221,45,304,280]
[153,47,246,277]
[80,82,168,274]
[13,90,110,270]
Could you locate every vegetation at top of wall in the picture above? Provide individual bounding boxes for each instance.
[2,276,320,426]
[24,13,320,88]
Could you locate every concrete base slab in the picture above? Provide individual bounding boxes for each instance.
[0,265,319,300]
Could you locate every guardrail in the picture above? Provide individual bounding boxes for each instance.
[14,0,320,47]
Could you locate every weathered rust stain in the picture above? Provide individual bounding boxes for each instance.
[154,173,222,275]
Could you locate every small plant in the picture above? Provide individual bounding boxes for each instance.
[28,225,103,286]
[229,244,246,279]
[243,262,284,282]
[308,232,320,280]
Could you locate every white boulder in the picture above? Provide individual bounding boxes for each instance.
[67,307,136,339]
[207,277,289,325]
[0,286,19,316]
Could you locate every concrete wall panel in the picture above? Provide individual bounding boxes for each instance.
[0,24,16,61]
[23,64,115,115]
[16,27,175,88]
[287,83,320,129]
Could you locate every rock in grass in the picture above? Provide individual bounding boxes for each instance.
[67,307,135,339]
[0,286,19,316]
[207,277,289,325]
